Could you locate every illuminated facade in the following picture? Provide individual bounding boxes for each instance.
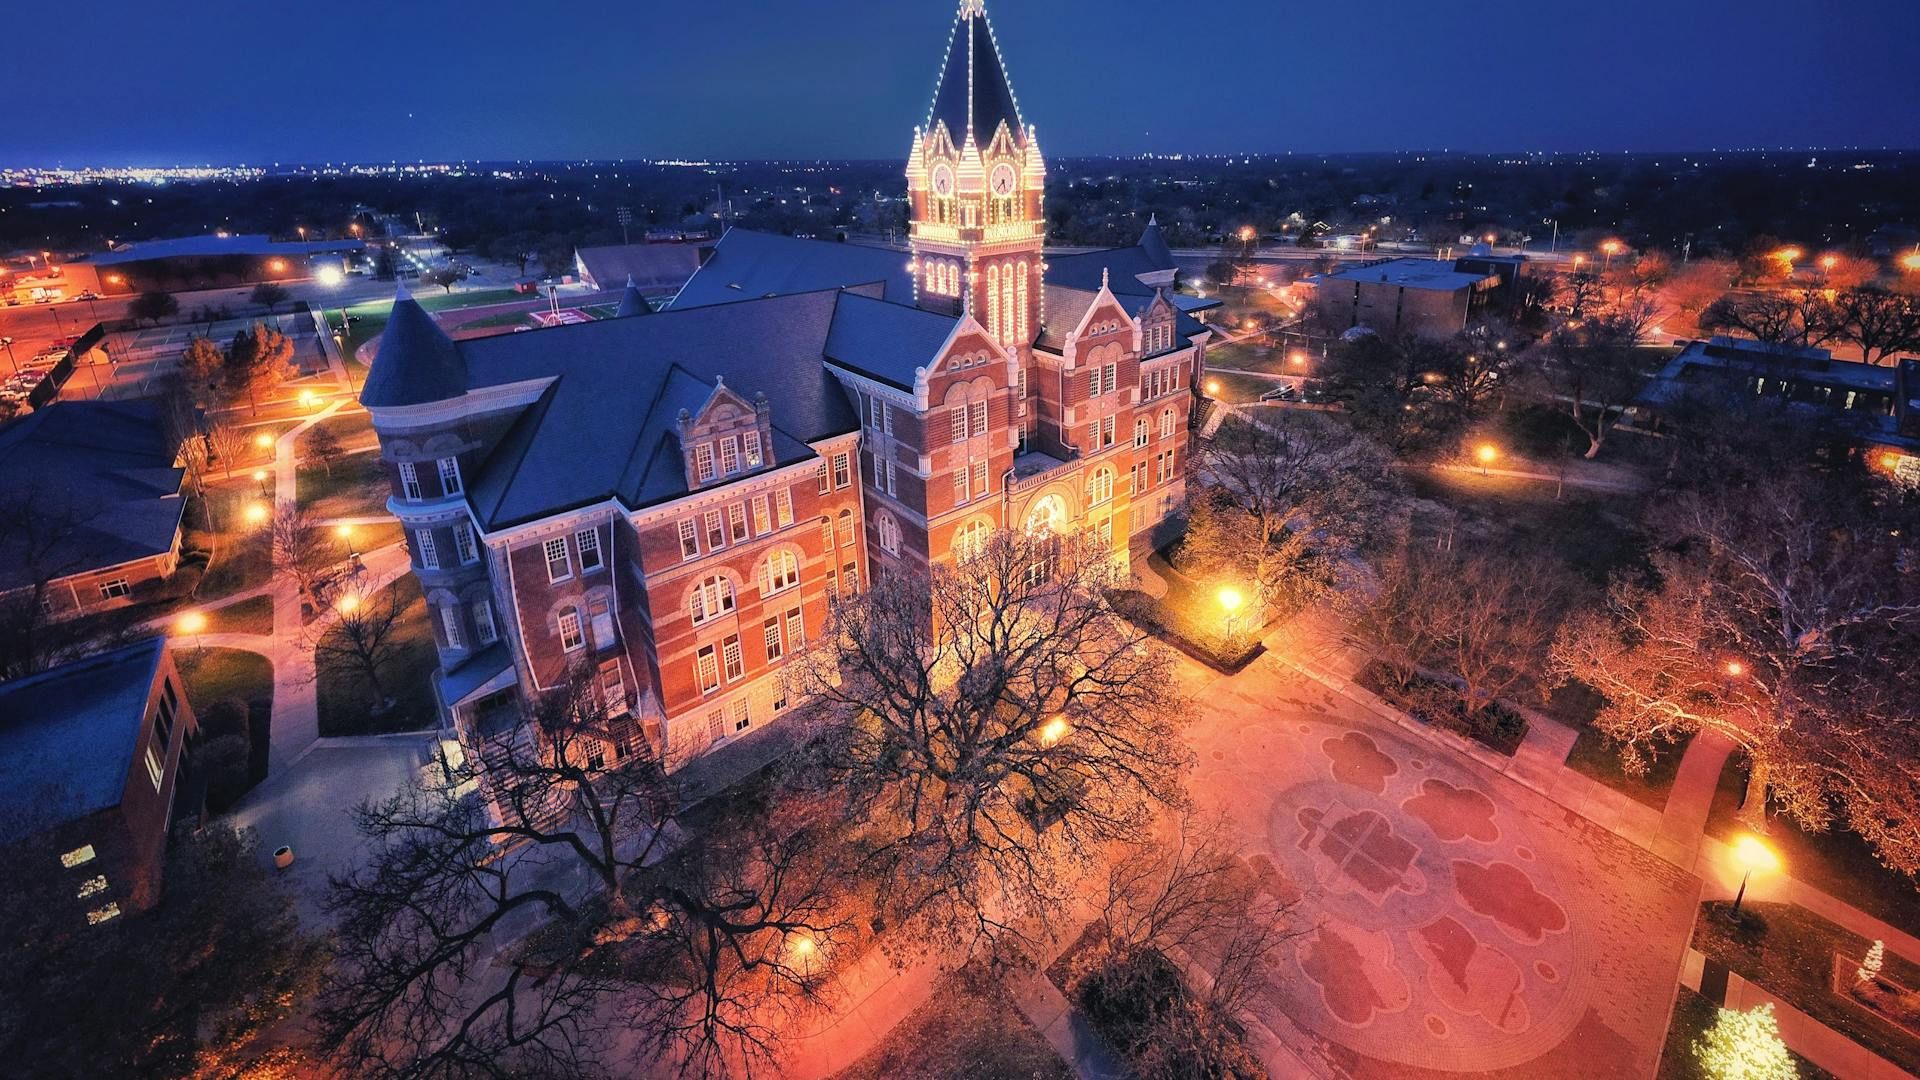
[361,0,1216,774]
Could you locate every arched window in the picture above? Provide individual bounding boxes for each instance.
[1160,407,1176,439]
[690,575,735,626]
[877,511,902,556]
[1001,267,1016,345]
[763,550,799,595]
[1087,467,1114,506]
[953,518,991,563]
[1134,417,1150,448]
[1016,262,1029,343]
[1024,494,1066,535]
[837,509,855,548]
[987,263,1001,339]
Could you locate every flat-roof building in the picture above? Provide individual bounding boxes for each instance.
[1305,256,1508,338]
[79,233,366,294]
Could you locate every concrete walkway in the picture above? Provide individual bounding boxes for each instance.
[1679,948,1919,1080]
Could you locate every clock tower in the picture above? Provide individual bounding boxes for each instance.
[906,0,1045,352]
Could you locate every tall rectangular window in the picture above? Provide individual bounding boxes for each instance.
[1103,415,1115,447]
[816,462,830,495]
[833,452,851,489]
[722,634,743,681]
[882,403,894,436]
[843,561,859,593]
[743,430,763,468]
[1103,363,1117,396]
[972,460,988,499]
[970,400,988,437]
[884,459,897,495]
[543,537,570,582]
[752,495,771,535]
[441,605,465,650]
[775,489,793,527]
[599,659,627,716]
[954,469,970,505]
[763,616,783,662]
[697,645,720,693]
[719,436,740,475]
[438,456,462,495]
[728,504,748,543]
[474,598,498,645]
[399,461,422,500]
[695,443,715,483]
[678,519,700,560]
[417,529,440,570]
[558,609,584,652]
[705,510,726,550]
[950,408,968,444]
[576,528,603,572]
[785,608,804,649]
[454,522,479,565]
[732,698,751,732]
[1134,418,1150,448]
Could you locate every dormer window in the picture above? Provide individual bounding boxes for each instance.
[744,431,763,468]
[719,436,740,475]
[694,444,715,483]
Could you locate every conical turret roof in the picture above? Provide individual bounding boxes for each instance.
[360,283,467,408]
[615,274,651,318]
[926,0,1024,148]
[1139,214,1174,271]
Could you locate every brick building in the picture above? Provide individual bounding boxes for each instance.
[360,0,1217,773]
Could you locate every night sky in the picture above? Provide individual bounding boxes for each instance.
[6,0,1918,165]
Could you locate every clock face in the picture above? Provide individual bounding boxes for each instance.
[931,164,955,196]
[990,163,1017,196]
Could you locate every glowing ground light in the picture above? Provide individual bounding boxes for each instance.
[1205,379,1220,395]
[1477,444,1499,465]
[244,502,269,524]
[1038,715,1070,747]
[338,594,360,614]
[1289,350,1307,367]
[1218,586,1245,613]
[1724,660,1746,677]
[175,610,207,635]
[255,433,274,449]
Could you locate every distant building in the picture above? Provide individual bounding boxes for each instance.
[1629,336,1920,483]
[573,242,711,297]
[359,0,1219,788]
[0,637,198,920]
[0,399,189,620]
[1305,256,1510,338]
[80,233,366,294]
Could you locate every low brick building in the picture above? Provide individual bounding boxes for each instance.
[0,637,197,921]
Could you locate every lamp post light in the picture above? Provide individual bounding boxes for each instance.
[1218,585,1245,643]
[1475,443,1499,476]
[255,432,275,454]
[298,388,318,412]
[251,468,271,497]
[244,501,270,527]
[1,336,16,376]
[175,609,208,653]
[1729,834,1780,918]
[1037,715,1071,748]
[1601,239,1623,271]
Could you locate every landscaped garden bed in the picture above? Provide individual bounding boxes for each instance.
[1656,986,1835,1080]
[1354,662,1527,757]
[832,969,1067,1080]
[1691,900,1920,1074]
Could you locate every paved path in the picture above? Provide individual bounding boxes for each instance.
[1679,948,1919,1080]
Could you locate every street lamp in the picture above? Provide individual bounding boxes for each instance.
[1601,239,1623,271]
[251,468,271,497]
[175,609,207,651]
[1205,378,1220,396]
[298,388,318,411]
[1038,715,1070,747]
[0,336,16,376]
[1902,250,1920,273]
[1724,659,1746,678]
[1218,585,1245,641]
[1729,834,1780,918]
[1288,349,1308,368]
[255,432,274,451]
[1475,443,1499,475]
[244,501,269,526]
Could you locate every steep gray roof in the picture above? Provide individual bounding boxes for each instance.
[0,637,166,842]
[360,286,468,407]
[0,399,186,594]
[574,242,706,294]
[927,1,1025,147]
[670,228,914,309]
[1138,215,1174,270]
[824,292,960,390]
[461,288,867,529]
[615,275,652,318]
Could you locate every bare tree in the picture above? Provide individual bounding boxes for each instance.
[1700,289,1842,351]
[1562,270,1606,319]
[1553,472,1920,873]
[311,583,409,714]
[1538,316,1649,458]
[1190,410,1400,615]
[249,282,290,314]
[792,528,1188,959]
[269,500,327,603]
[1832,285,1920,365]
[1070,814,1305,1080]
[319,666,850,1078]
[204,422,247,481]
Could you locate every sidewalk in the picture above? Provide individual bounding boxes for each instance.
[1679,948,1918,1080]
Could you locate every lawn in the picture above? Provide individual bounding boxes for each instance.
[1656,986,1836,1080]
[1705,753,1920,935]
[297,449,390,520]
[831,971,1068,1080]
[310,410,375,449]
[1202,370,1286,405]
[185,480,274,601]
[1402,468,1647,587]
[202,594,275,636]
[1109,551,1264,672]
[177,645,274,716]
[337,287,526,358]
[1692,901,1920,1074]
[314,574,439,736]
[1553,679,1691,809]
[460,310,534,330]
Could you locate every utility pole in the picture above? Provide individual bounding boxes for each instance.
[617,206,633,246]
